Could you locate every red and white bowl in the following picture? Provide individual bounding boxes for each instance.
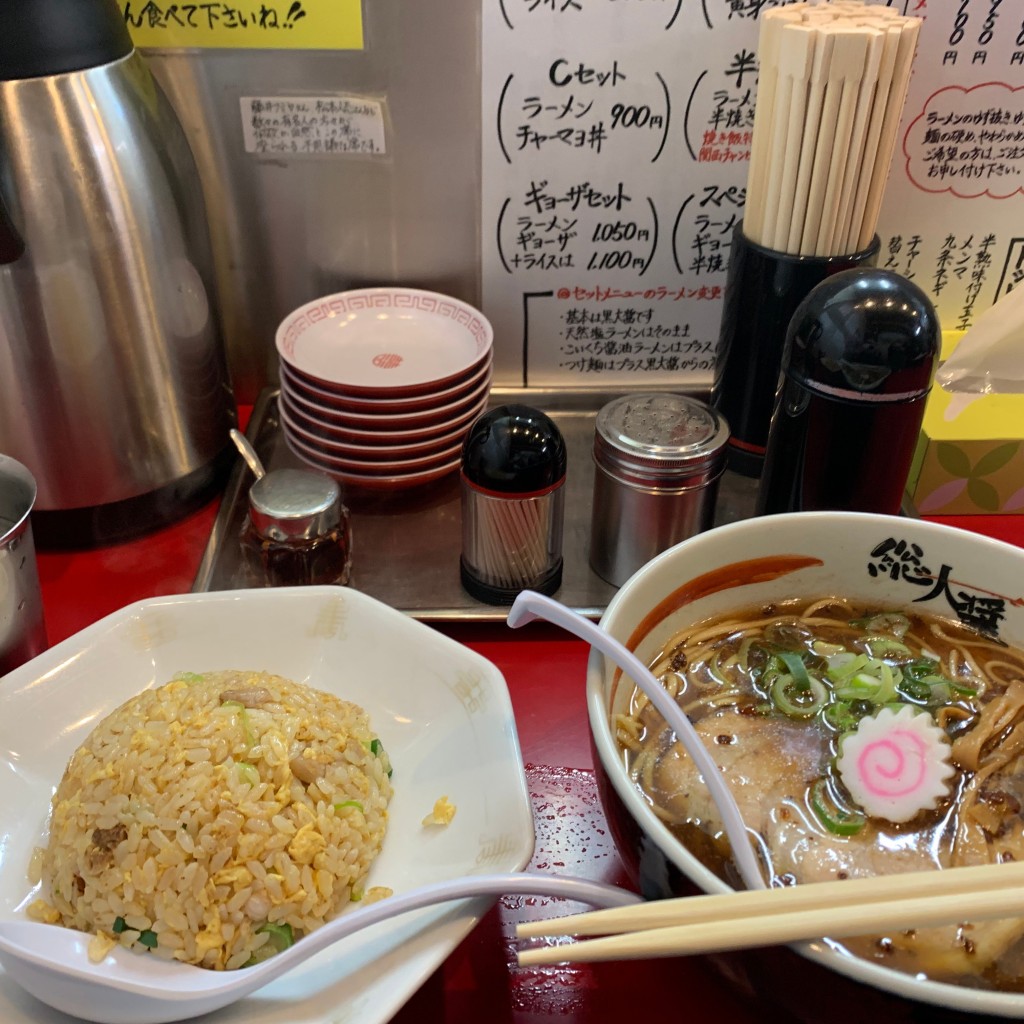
[588,512,1024,1024]
[276,287,493,397]
[279,401,467,462]
[278,389,484,447]
[275,287,493,489]
[284,434,463,491]
[281,371,491,432]
[280,358,491,415]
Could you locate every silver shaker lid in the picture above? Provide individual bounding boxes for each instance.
[249,468,342,542]
[594,393,730,483]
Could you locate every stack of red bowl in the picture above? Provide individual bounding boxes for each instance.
[275,287,493,490]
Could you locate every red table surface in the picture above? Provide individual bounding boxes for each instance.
[32,468,1024,1023]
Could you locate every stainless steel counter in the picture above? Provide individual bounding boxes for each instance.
[193,387,762,619]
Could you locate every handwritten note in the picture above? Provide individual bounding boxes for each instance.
[240,96,386,156]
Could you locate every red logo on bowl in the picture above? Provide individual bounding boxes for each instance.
[372,353,403,370]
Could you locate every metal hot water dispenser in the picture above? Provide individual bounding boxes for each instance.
[0,0,236,547]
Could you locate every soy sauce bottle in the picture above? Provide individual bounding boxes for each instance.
[757,268,940,517]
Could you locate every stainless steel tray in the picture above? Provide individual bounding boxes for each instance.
[192,387,763,619]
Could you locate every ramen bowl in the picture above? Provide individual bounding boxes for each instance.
[587,511,1024,1022]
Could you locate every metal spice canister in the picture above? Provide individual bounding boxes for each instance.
[589,393,730,588]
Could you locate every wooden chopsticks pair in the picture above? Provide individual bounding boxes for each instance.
[516,859,1024,966]
[744,1,921,257]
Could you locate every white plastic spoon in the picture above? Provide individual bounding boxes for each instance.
[0,872,639,1024]
[507,590,767,892]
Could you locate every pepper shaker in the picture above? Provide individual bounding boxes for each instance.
[757,268,940,516]
[589,393,729,587]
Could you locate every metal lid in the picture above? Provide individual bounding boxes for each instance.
[248,468,342,542]
[594,393,730,481]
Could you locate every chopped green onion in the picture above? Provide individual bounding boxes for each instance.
[903,657,942,681]
[770,675,827,719]
[812,641,847,658]
[898,657,977,702]
[257,921,294,951]
[835,664,897,705]
[826,652,868,682]
[112,916,126,934]
[174,672,206,684]
[735,637,755,674]
[370,738,392,778]
[863,635,913,659]
[822,700,862,733]
[897,677,935,704]
[223,701,255,747]
[879,700,917,716]
[776,650,812,692]
[333,800,364,813]
[236,762,259,786]
[137,930,158,949]
[809,778,866,836]
[948,680,979,697]
[851,613,910,638]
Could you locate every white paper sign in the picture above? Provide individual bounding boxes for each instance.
[240,95,386,156]
[482,1,1024,390]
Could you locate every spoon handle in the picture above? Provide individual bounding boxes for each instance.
[249,872,639,988]
[507,590,766,891]
[229,428,266,480]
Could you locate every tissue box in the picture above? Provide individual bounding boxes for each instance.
[907,332,1024,515]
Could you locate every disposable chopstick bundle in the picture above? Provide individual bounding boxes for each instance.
[852,15,921,251]
[758,23,817,250]
[743,9,805,246]
[799,26,875,255]
[516,859,1024,967]
[835,20,904,254]
[743,2,922,257]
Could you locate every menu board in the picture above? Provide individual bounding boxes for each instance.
[482,0,1024,389]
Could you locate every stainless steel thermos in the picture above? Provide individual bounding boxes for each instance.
[0,0,235,547]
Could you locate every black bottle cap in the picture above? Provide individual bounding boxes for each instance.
[0,0,133,81]
[461,405,567,494]
[783,268,941,401]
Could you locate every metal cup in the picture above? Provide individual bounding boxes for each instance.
[0,455,47,676]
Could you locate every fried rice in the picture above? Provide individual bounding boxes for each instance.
[34,670,392,970]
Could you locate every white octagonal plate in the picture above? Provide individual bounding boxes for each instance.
[0,587,533,1024]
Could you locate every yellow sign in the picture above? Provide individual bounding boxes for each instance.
[120,1,364,50]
